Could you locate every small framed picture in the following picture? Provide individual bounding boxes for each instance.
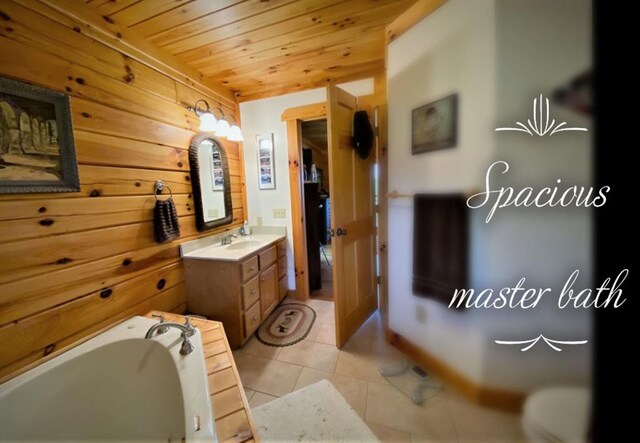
[256,132,275,190]
[412,93,458,154]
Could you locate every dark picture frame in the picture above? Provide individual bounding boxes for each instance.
[0,76,79,194]
[412,93,458,155]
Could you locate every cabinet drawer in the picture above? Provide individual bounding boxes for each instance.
[277,240,286,258]
[277,256,287,279]
[243,301,261,337]
[278,276,288,300]
[241,276,260,310]
[241,256,259,282]
[259,246,277,270]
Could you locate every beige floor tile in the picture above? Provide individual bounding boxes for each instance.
[306,298,334,313]
[234,352,303,397]
[335,350,390,384]
[366,382,457,440]
[294,367,368,418]
[238,335,282,360]
[249,391,278,408]
[312,321,337,345]
[244,388,255,402]
[372,336,406,360]
[367,421,413,443]
[304,317,323,341]
[342,332,373,355]
[314,309,336,326]
[276,339,340,372]
[411,435,458,443]
[447,392,525,442]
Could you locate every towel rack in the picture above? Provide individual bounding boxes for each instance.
[154,180,173,200]
[387,189,480,199]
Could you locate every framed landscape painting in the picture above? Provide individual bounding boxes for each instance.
[412,93,458,154]
[0,76,79,194]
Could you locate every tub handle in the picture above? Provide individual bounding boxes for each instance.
[183,316,197,337]
[151,314,169,335]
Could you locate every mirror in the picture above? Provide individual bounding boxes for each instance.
[188,134,233,232]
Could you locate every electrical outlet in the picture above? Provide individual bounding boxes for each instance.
[415,304,427,324]
[257,216,263,226]
[273,208,287,219]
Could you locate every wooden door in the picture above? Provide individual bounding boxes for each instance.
[259,264,278,318]
[327,84,378,347]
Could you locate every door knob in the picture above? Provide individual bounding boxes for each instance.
[336,228,347,237]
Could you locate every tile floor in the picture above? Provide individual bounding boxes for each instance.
[234,298,526,442]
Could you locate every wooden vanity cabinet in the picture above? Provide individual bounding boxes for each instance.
[183,239,288,348]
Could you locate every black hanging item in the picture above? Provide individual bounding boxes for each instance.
[153,184,180,244]
[352,110,374,159]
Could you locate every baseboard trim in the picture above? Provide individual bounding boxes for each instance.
[386,328,526,412]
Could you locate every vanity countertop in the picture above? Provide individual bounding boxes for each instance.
[180,226,286,262]
[183,234,285,261]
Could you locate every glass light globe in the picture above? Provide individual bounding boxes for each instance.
[198,111,217,132]
[215,118,230,137]
[227,125,244,142]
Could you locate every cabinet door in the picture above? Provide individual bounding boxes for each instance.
[259,264,279,318]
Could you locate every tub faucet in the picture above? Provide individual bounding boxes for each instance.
[145,317,196,355]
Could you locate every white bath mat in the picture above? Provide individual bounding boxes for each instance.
[251,380,379,442]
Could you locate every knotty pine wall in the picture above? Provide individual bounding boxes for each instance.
[0,0,246,380]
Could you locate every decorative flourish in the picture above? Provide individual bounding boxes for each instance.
[495,334,588,352]
[496,94,588,136]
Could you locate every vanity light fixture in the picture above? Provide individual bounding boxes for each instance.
[227,115,244,142]
[191,99,217,132]
[188,99,244,142]
[214,115,230,138]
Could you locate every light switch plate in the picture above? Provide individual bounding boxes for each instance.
[273,208,287,219]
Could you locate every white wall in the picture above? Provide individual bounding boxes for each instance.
[240,79,373,289]
[387,0,592,391]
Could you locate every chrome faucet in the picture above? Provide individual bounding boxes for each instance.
[145,317,196,355]
[221,233,238,246]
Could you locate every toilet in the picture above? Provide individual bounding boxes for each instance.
[522,387,591,443]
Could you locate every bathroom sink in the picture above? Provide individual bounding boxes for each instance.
[180,231,286,262]
[225,240,262,250]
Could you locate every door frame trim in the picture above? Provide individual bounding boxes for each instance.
[281,103,327,301]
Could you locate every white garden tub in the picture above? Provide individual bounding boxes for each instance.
[0,316,216,442]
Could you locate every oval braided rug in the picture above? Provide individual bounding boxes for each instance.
[256,303,316,347]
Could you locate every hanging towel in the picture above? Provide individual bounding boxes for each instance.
[154,196,180,243]
[412,193,468,308]
[352,110,374,159]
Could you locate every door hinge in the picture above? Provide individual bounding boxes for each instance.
[376,276,381,284]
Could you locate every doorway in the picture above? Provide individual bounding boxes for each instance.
[282,83,380,348]
[300,119,334,301]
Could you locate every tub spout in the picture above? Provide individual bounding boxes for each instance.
[144,322,194,339]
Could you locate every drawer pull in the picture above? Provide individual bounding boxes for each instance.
[251,289,257,294]
[252,316,258,321]
[261,277,266,282]
[249,266,256,271]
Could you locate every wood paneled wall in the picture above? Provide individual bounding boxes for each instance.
[0,0,245,381]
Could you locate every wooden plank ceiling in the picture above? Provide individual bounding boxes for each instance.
[85,0,416,102]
